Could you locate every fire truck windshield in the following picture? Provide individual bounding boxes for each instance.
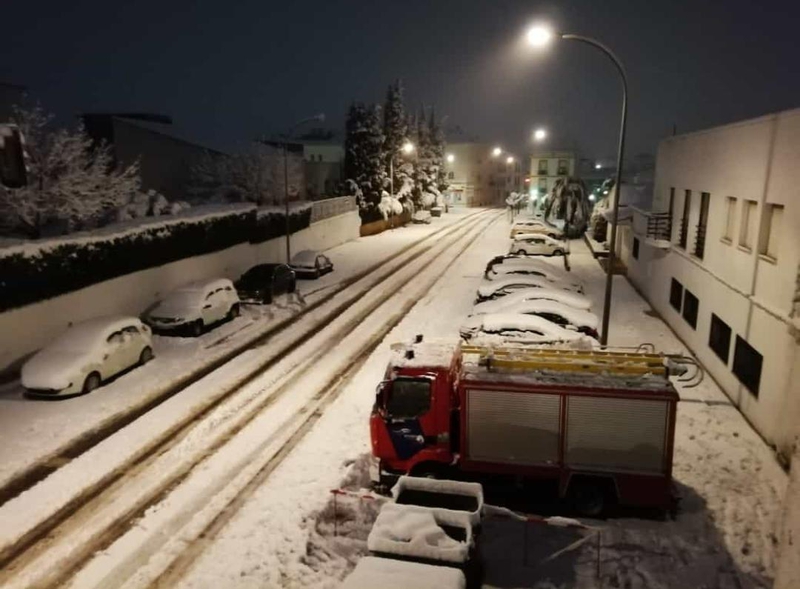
[385,378,431,419]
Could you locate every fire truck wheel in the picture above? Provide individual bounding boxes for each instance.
[568,478,608,517]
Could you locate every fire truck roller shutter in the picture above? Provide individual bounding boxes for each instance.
[565,396,668,473]
[467,389,560,465]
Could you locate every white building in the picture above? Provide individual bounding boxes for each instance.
[620,108,800,464]
[298,140,344,200]
[528,150,577,199]
[445,142,522,207]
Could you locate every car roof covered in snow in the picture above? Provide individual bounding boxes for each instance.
[175,277,233,293]
[290,250,319,265]
[463,313,585,339]
[488,262,581,285]
[477,276,578,296]
[51,316,142,351]
[470,299,599,328]
[513,233,565,245]
[473,287,592,311]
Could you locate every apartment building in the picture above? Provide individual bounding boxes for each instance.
[528,150,576,198]
[445,142,516,207]
[621,108,800,463]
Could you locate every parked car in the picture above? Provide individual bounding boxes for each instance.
[470,299,599,339]
[21,316,154,397]
[484,257,583,292]
[412,210,432,224]
[146,278,240,336]
[510,221,562,239]
[476,276,582,303]
[473,287,593,313]
[235,263,296,304]
[460,313,593,346]
[510,234,569,256]
[290,250,334,279]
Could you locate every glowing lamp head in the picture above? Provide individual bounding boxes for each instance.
[589,194,596,202]
[527,25,553,48]
[401,141,414,154]
[492,146,502,157]
[506,156,515,164]
[533,128,547,141]
[446,153,455,163]
[595,163,602,170]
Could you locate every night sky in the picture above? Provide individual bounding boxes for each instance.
[2,0,798,159]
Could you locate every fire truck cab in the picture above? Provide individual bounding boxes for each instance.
[370,338,683,515]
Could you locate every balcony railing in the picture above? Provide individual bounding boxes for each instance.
[693,224,707,259]
[646,212,672,241]
[678,218,688,249]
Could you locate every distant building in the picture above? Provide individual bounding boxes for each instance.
[445,141,521,207]
[620,107,800,464]
[528,150,577,200]
[0,82,26,123]
[296,131,344,200]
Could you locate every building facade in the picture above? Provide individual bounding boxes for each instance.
[299,140,344,200]
[528,150,577,200]
[445,142,522,207]
[621,108,800,463]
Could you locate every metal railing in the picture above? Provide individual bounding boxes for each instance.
[646,212,672,241]
[678,218,688,249]
[693,224,707,259]
[310,196,357,224]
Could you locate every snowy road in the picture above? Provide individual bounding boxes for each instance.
[0,209,501,588]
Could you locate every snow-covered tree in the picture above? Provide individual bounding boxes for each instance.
[382,80,413,207]
[543,177,591,238]
[343,103,385,220]
[429,108,449,196]
[410,106,440,209]
[0,104,141,237]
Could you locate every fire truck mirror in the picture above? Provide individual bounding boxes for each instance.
[374,381,390,415]
[0,126,28,189]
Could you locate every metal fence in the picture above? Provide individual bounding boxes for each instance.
[310,196,357,224]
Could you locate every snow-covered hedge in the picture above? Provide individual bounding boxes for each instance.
[0,203,313,312]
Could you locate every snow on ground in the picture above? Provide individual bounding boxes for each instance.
[167,216,787,589]
[0,210,477,490]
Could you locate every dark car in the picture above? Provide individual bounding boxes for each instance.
[290,250,334,279]
[235,264,296,304]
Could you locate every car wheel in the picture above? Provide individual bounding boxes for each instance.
[191,320,204,337]
[139,346,154,365]
[553,249,564,256]
[83,372,102,394]
[264,289,274,305]
[569,480,607,517]
[228,303,240,319]
[518,249,528,256]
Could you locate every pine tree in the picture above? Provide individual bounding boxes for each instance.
[429,108,449,196]
[343,102,385,220]
[383,79,409,200]
[0,104,141,237]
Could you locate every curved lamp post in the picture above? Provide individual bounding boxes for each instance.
[527,25,628,346]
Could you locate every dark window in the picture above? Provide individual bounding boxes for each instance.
[682,289,699,329]
[732,337,762,397]
[632,237,640,259]
[708,314,732,363]
[448,171,454,179]
[557,159,568,175]
[669,278,683,312]
[538,159,549,175]
[386,379,432,418]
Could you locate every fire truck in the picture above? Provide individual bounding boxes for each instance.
[370,338,694,515]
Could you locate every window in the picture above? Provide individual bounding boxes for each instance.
[538,159,549,175]
[669,278,683,312]
[682,289,699,329]
[679,190,691,249]
[557,159,568,175]
[739,200,757,250]
[538,178,547,191]
[708,314,732,363]
[386,378,432,418]
[722,197,736,243]
[758,203,783,261]
[732,336,762,397]
[694,192,710,259]
[632,237,640,259]
[448,171,454,179]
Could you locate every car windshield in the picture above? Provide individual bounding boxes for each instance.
[385,378,432,419]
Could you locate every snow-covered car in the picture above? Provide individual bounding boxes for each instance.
[145,278,240,336]
[472,287,592,313]
[510,234,569,256]
[510,221,562,239]
[470,299,599,339]
[460,313,594,347]
[21,316,154,397]
[475,276,582,303]
[235,264,296,304]
[290,250,333,279]
[412,210,432,224]
[484,257,583,292]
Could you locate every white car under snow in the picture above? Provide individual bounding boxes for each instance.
[21,316,154,397]
[484,259,583,292]
[145,278,240,336]
[476,276,582,303]
[472,288,593,313]
[510,234,569,256]
[460,313,596,347]
[469,299,599,339]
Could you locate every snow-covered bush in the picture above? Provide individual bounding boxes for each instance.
[0,104,141,238]
[378,191,404,220]
[543,177,591,238]
[115,189,180,222]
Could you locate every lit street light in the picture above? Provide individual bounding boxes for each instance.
[492,146,503,157]
[446,153,455,163]
[526,23,628,347]
[401,141,415,155]
[595,163,602,170]
[506,156,515,165]
[533,128,547,142]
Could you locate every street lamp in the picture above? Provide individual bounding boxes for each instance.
[526,23,628,347]
[533,128,547,142]
[492,146,502,157]
[446,153,455,163]
[506,156,515,165]
[595,163,602,170]
[389,141,415,225]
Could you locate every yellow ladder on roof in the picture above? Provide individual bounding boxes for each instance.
[459,344,668,376]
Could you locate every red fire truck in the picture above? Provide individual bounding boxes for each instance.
[370,338,690,515]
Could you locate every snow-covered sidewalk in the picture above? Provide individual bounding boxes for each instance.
[0,210,479,493]
[160,218,787,589]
